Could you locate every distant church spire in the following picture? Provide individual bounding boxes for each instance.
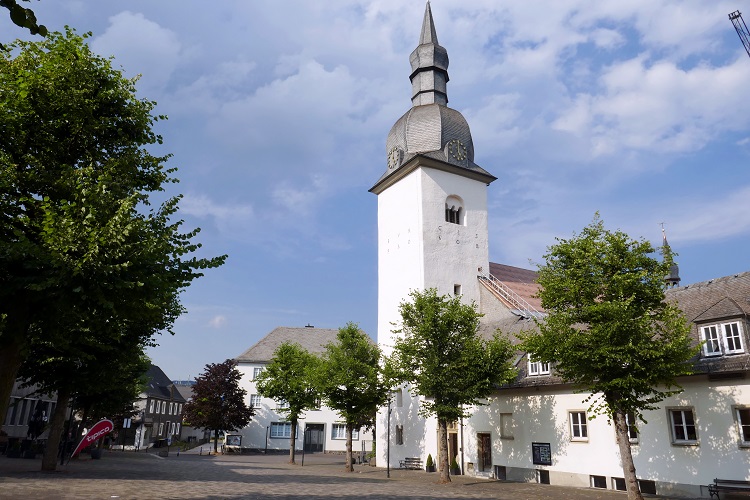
[409,2,450,106]
[661,224,681,288]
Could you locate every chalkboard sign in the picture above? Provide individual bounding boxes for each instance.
[532,442,552,466]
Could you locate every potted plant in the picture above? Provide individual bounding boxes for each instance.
[450,456,461,476]
[425,453,436,472]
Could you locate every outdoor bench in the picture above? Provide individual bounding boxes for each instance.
[708,478,750,499]
[399,457,423,470]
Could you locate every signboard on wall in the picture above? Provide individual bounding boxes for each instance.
[532,442,552,466]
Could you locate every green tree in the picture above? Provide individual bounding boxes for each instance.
[0,27,225,453]
[520,215,696,500]
[317,323,389,472]
[255,342,320,464]
[182,360,254,454]
[390,289,517,483]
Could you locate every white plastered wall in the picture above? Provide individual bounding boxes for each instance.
[235,363,367,453]
[375,164,491,469]
[463,377,750,496]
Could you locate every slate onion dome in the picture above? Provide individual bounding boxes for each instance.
[375,2,497,185]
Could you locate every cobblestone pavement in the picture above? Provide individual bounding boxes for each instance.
[0,449,701,500]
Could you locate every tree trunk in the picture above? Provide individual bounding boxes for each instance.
[288,418,296,464]
[41,386,70,471]
[0,334,25,422]
[345,423,353,472]
[437,418,450,483]
[614,410,643,500]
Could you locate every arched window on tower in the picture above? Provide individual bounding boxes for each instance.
[445,195,464,225]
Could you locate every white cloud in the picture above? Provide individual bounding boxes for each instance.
[668,185,750,243]
[208,315,227,329]
[91,11,182,94]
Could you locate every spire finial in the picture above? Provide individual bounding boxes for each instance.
[660,223,681,288]
[409,2,449,106]
[420,2,439,45]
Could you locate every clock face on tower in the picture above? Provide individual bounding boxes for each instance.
[446,139,468,161]
[387,146,402,170]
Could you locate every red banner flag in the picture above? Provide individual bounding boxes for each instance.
[72,419,114,457]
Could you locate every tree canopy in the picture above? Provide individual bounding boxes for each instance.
[182,359,254,454]
[317,323,389,472]
[389,289,517,483]
[0,28,225,470]
[520,215,696,500]
[255,342,320,464]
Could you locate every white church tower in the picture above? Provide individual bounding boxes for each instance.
[370,3,496,467]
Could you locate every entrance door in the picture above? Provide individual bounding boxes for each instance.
[304,424,325,453]
[477,433,492,472]
[448,432,458,467]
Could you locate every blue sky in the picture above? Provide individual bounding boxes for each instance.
[4,1,749,380]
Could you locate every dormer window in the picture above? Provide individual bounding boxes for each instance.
[701,321,745,357]
[445,195,463,225]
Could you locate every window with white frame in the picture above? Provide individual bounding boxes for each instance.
[249,394,262,408]
[176,423,181,435]
[158,423,164,436]
[162,401,166,414]
[528,357,550,376]
[701,321,745,356]
[149,400,154,413]
[253,367,264,380]
[736,407,750,446]
[395,425,404,445]
[569,411,588,440]
[669,408,697,444]
[331,424,359,440]
[170,422,176,435]
[276,399,289,410]
[270,422,292,439]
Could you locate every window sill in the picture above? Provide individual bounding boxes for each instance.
[671,441,699,447]
[570,438,589,443]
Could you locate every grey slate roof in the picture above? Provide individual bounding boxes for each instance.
[143,365,186,403]
[666,271,750,375]
[486,270,750,388]
[234,326,342,363]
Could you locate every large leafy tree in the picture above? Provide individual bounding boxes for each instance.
[390,289,517,483]
[255,342,320,464]
[317,323,389,472]
[520,215,696,500]
[182,360,254,454]
[0,28,224,468]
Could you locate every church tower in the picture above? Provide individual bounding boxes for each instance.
[370,3,496,355]
[370,3,496,466]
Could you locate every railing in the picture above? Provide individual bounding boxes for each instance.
[478,273,544,319]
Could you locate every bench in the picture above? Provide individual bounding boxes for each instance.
[709,479,750,499]
[399,457,423,470]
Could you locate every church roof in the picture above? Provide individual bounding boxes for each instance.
[234,326,342,363]
[489,262,543,311]
[371,2,495,194]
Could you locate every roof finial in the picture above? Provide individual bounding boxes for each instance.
[409,2,449,106]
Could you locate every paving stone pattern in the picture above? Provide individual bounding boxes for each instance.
[0,449,700,499]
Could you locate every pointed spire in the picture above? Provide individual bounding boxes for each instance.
[419,1,439,45]
[409,2,449,106]
[660,223,681,288]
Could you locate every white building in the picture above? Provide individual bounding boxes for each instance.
[372,3,750,498]
[233,326,371,456]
